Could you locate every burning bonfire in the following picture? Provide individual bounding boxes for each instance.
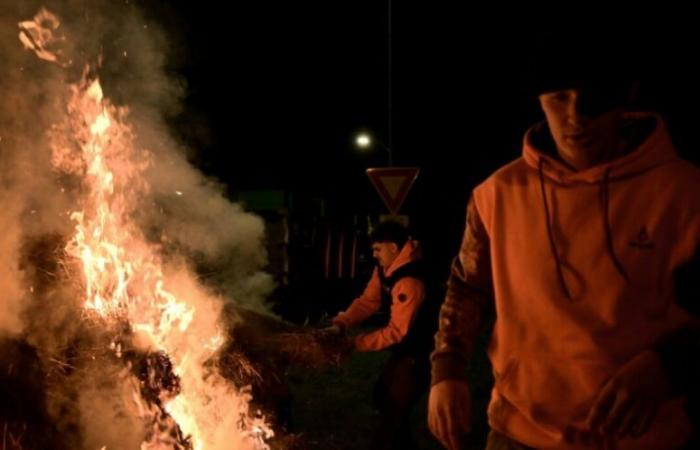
[0,7,349,450]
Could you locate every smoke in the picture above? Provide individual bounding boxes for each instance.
[0,1,277,448]
[141,157,274,312]
[0,194,26,335]
[0,2,75,338]
[0,0,274,332]
[77,372,146,450]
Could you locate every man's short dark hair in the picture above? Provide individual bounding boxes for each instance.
[369,220,408,248]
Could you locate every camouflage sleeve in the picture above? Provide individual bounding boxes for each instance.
[430,194,494,385]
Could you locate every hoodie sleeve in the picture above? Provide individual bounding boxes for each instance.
[431,195,494,385]
[354,277,425,351]
[332,267,382,330]
[653,245,700,395]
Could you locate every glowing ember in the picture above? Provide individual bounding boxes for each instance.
[18,8,69,66]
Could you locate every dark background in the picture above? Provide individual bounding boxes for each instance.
[145,4,700,290]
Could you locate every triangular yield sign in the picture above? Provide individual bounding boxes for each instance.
[366,167,419,215]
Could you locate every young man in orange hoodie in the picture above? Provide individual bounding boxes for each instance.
[428,35,700,450]
[330,220,440,449]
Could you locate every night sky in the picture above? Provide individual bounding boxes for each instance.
[143,3,700,273]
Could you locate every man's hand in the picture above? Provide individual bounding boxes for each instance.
[586,350,672,439]
[428,380,472,450]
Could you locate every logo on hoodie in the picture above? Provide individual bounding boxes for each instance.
[629,226,654,250]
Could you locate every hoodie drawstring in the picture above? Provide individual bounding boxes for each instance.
[538,159,630,302]
[601,168,629,282]
[538,158,573,301]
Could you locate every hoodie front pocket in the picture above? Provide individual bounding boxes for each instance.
[494,354,616,428]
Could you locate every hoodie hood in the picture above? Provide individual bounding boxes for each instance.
[522,113,679,300]
[384,239,422,278]
[523,113,678,185]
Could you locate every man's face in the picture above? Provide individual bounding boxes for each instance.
[372,241,400,269]
[539,87,626,170]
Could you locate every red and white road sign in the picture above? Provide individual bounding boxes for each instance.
[366,167,419,215]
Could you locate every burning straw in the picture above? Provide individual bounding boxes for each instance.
[1,6,279,449]
[272,330,353,369]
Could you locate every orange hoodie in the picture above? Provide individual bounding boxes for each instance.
[432,114,700,449]
[333,240,426,352]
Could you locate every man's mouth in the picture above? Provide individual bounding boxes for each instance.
[565,132,593,146]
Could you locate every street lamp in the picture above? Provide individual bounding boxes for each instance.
[356,133,372,149]
[353,131,393,166]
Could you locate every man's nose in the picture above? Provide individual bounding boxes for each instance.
[566,92,588,127]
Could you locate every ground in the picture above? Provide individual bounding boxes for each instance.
[286,326,493,450]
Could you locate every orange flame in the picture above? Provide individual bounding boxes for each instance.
[48,62,272,450]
